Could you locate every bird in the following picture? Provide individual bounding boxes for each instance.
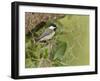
[36,23,57,42]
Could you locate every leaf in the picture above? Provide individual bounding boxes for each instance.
[53,41,67,60]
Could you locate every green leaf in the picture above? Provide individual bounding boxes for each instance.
[53,41,67,60]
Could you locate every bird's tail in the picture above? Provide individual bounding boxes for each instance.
[35,37,40,42]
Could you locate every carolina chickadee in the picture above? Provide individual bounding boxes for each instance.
[36,23,57,42]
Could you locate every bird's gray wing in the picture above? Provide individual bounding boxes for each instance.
[38,29,53,40]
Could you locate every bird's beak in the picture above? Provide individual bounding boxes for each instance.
[54,27,57,31]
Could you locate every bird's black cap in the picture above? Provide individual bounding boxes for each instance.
[49,23,57,27]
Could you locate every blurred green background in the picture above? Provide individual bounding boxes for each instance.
[25,14,89,68]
